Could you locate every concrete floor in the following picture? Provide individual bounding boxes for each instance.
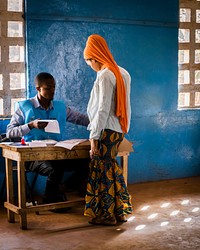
[0,176,200,250]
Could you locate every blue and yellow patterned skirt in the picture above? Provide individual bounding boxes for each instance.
[84,129,133,219]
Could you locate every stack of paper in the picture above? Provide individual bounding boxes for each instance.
[29,139,57,147]
[55,139,88,150]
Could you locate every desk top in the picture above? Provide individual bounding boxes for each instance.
[0,141,90,161]
[0,140,90,152]
[0,138,133,162]
[0,137,133,153]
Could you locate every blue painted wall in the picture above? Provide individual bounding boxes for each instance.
[0,0,200,193]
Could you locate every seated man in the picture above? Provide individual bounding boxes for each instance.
[6,72,89,208]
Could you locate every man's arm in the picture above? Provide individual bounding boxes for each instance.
[6,107,47,138]
[66,107,89,127]
[6,108,30,138]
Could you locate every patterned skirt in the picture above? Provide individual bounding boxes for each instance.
[84,129,133,219]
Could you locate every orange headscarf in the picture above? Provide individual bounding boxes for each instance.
[84,34,128,133]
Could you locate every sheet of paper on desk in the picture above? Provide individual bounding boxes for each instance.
[0,142,12,145]
[39,120,60,134]
[29,139,58,147]
[55,139,88,150]
[28,141,47,147]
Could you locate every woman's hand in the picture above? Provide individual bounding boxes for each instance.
[89,139,99,158]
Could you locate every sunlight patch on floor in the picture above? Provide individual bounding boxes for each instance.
[126,199,199,231]
[160,202,170,208]
[135,225,146,231]
[140,205,150,211]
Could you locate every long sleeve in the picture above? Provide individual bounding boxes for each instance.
[88,73,114,140]
[66,107,89,127]
[6,107,30,138]
[87,67,131,140]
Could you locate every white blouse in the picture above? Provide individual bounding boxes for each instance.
[87,66,131,140]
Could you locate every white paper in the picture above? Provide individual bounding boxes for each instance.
[36,139,57,145]
[28,141,47,147]
[30,139,57,147]
[0,142,12,145]
[55,139,88,150]
[39,120,60,134]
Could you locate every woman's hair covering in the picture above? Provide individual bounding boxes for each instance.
[84,34,128,133]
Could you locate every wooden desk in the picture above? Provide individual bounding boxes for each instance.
[0,141,130,230]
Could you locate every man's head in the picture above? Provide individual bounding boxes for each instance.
[35,72,55,101]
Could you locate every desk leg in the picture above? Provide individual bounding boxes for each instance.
[17,161,27,230]
[5,158,15,223]
[121,155,128,186]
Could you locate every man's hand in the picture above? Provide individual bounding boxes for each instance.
[28,119,48,130]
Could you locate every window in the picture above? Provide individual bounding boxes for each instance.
[178,0,200,109]
[0,0,26,117]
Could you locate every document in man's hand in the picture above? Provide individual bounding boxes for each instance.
[38,120,60,134]
[55,139,88,150]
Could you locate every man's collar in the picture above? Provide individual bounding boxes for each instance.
[33,95,54,110]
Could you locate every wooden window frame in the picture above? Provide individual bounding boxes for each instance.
[0,0,26,117]
[178,0,200,109]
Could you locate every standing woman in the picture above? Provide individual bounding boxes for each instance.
[83,34,132,225]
